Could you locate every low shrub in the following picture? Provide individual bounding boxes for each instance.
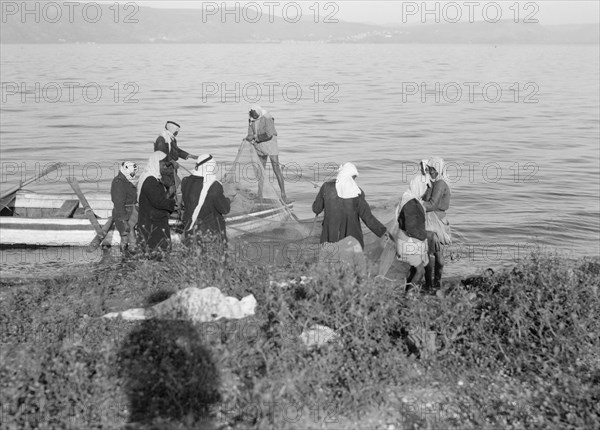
[0,248,598,429]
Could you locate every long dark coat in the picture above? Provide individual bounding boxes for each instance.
[312,181,386,249]
[110,171,137,236]
[136,176,176,252]
[181,176,231,243]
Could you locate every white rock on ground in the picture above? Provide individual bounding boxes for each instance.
[300,324,339,348]
[103,287,257,322]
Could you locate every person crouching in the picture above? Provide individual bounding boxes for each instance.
[181,154,231,253]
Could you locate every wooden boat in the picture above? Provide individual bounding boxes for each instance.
[0,190,293,247]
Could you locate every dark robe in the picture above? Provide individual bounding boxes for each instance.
[423,179,451,254]
[312,181,386,249]
[423,180,450,216]
[110,171,137,236]
[181,176,231,244]
[398,199,427,241]
[154,135,190,189]
[136,176,176,253]
[154,135,190,162]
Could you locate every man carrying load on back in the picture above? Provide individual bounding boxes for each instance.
[244,105,288,203]
[154,121,199,199]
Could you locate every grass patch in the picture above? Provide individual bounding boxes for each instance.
[1,247,598,429]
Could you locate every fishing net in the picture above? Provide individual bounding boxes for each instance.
[220,141,319,266]
[216,140,408,278]
[222,140,294,225]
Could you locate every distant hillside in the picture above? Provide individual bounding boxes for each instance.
[1,5,598,44]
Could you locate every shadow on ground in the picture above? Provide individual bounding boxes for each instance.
[118,319,221,427]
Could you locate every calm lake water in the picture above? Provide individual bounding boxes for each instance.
[1,44,599,278]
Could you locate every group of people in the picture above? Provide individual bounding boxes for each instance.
[312,158,451,291]
[398,157,451,289]
[111,105,286,256]
[110,106,451,289]
[111,122,224,256]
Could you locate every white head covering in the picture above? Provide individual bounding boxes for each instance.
[335,162,361,199]
[120,161,138,184]
[165,121,180,135]
[414,158,432,187]
[248,105,269,139]
[249,104,267,119]
[398,175,429,218]
[420,158,431,178]
[137,151,167,200]
[161,121,180,152]
[427,157,452,192]
[161,129,174,147]
[188,154,219,231]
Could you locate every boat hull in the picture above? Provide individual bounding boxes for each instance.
[1,194,293,247]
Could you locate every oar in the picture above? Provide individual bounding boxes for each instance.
[0,162,64,209]
[67,177,114,252]
[87,217,113,252]
[66,176,105,238]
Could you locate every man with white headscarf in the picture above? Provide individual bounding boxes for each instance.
[423,156,452,290]
[397,175,430,285]
[312,162,390,249]
[111,161,138,252]
[244,105,288,203]
[136,151,177,255]
[154,121,199,198]
[181,154,231,249]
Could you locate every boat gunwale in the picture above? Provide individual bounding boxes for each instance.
[0,195,295,246]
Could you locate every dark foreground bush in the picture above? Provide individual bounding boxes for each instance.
[0,248,598,429]
[402,253,600,428]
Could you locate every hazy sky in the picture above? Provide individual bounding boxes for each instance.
[141,1,600,25]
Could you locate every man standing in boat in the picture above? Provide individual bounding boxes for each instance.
[244,105,288,203]
[154,121,199,199]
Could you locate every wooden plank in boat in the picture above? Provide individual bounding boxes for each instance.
[16,191,112,201]
[17,196,73,209]
[15,191,113,211]
[54,200,79,218]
